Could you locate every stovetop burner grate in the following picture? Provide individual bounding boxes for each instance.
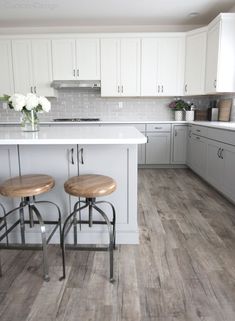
[53,118,100,122]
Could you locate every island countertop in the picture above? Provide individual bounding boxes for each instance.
[0,125,147,145]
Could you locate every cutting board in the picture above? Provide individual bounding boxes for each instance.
[218,99,232,122]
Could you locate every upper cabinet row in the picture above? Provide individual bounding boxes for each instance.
[0,13,235,97]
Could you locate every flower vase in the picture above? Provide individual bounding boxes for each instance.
[174,110,184,121]
[21,110,39,132]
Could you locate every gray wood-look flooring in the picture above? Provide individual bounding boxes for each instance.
[1,168,235,321]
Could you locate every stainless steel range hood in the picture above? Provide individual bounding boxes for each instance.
[51,80,101,89]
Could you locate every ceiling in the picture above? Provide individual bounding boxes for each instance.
[0,0,234,28]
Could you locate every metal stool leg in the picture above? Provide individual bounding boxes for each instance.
[19,199,25,244]
[31,205,50,282]
[60,203,88,281]
[93,204,115,283]
[95,201,116,249]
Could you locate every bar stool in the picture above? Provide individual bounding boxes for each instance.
[60,174,116,282]
[0,174,61,281]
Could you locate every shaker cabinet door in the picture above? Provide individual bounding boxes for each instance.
[101,39,120,96]
[76,39,100,80]
[0,40,14,96]
[52,39,76,80]
[12,40,33,95]
[31,40,54,96]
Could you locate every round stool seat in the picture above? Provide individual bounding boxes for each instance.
[0,174,55,198]
[64,174,116,198]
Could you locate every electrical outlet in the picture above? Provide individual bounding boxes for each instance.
[118,102,123,109]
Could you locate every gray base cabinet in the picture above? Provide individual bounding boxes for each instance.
[187,125,235,203]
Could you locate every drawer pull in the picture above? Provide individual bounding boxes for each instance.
[154,127,162,130]
[196,136,200,140]
[196,129,201,132]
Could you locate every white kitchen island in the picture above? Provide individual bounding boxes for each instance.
[0,125,146,244]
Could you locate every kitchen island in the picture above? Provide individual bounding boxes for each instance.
[0,125,146,244]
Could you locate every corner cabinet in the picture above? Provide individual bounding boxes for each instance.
[100,38,140,97]
[52,38,100,81]
[141,36,185,96]
[11,39,55,96]
[0,40,14,96]
[184,29,207,95]
[205,14,235,93]
[171,125,187,164]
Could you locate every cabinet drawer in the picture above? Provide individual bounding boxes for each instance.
[192,125,208,137]
[207,128,235,146]
[146,123,171,132]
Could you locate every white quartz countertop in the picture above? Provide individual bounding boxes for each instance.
[0,120,187,125]
[0,125,147,145]
[189,121,235,131]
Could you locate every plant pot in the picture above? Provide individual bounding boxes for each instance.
[185,110,195,121]
[174,110,184,121]
[20,110,39,132]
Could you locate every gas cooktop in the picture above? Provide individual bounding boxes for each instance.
[53,118,100,122]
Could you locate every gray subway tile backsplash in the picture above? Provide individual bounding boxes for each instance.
[0,89,234,122]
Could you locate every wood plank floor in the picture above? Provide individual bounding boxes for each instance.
[1,168,235,321]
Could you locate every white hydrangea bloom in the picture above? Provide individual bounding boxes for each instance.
[25,93,39,111]
[38,96,51,112]
[9,94,26,111]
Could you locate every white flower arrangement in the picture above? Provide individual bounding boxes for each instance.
[2,93,51,113]
[0,93,51,131]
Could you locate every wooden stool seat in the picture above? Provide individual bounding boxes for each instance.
[0,174,55,198]
[64,174,116,198]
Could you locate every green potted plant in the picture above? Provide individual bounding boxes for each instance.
[169,99,190,121]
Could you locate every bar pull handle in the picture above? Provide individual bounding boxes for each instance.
[71,148,74,164]
[117,85,120,93]
[30,86,33,93]
[161,85,163,93]
[77,69,79,77]
[146,136,149,143]
[79,148,84,164]
[175,129,177,136]
[157,85,160,93]
[121,85,123,93]
[73,69,76,77]
[185,84,187,93]
[154,127,162,130]
[34,86,36,94]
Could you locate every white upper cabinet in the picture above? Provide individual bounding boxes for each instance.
[12,39,54,96]
[31,40,54,97]
[101,38,140,97]
[76,39,100,80]
[12,40,33,95]
[205,14,235,93]
[184,29,207,95]
[52,38,100,80]
[141,36,185,96]
[52,39,76,80]
[0,40,14,96]
[100,39,120,96]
